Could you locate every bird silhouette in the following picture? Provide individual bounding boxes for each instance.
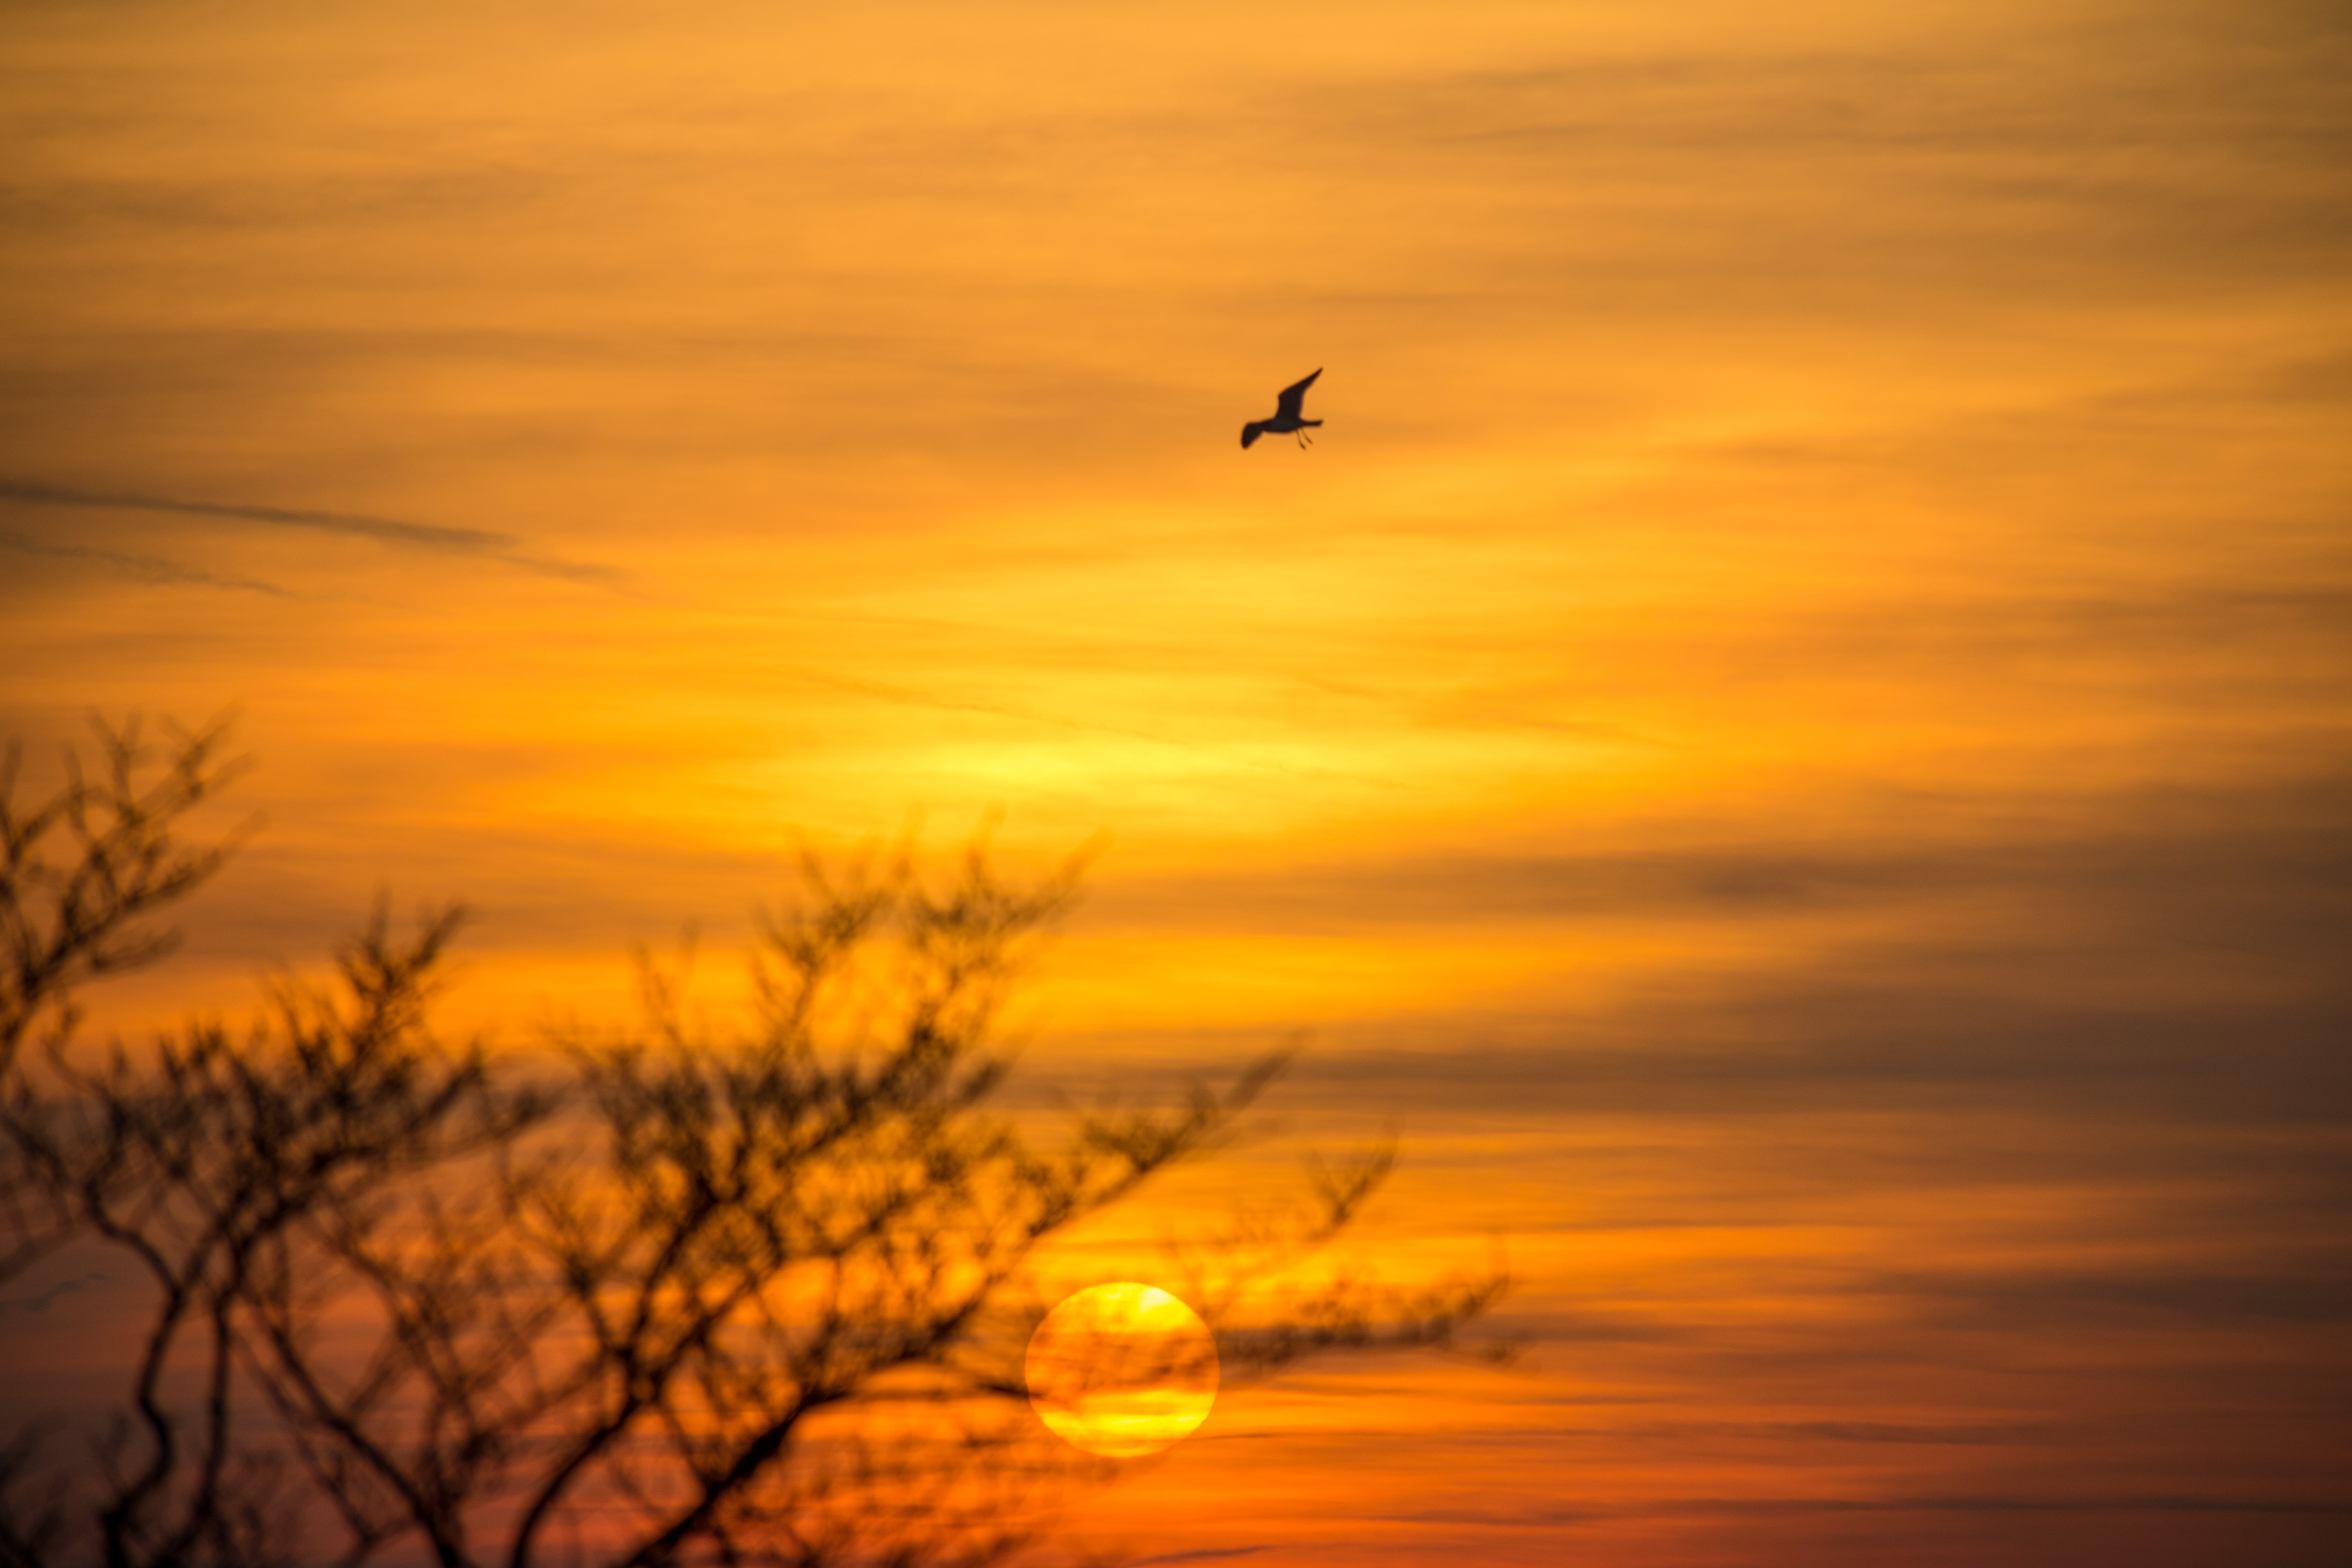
[1241,369,1323,449]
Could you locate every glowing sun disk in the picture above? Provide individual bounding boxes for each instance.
[1025,1283,1218,1458]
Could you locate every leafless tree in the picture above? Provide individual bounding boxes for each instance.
[1,721,1499,1568]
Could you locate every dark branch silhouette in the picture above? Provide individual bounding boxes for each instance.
[1,720,1501,1568]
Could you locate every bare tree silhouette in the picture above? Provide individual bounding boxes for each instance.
[1,721,1499,1568]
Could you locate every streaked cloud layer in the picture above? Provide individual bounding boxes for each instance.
[2,1,2346,1562]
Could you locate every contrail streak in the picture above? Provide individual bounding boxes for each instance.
[0,477,620,584]
[1,529,294,597]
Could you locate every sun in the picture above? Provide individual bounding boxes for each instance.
[1025,1283,1220,1458]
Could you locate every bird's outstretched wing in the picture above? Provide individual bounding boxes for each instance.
[1241,421,1267,449]
[1274,368,1322,421]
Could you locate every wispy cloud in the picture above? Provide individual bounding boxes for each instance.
[1,528,292,597]
[0,478,620,585]
[1377,1495,2352,1525]
[0,1272,108,1316]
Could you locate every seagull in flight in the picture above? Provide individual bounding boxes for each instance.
[1241,369,1323,449]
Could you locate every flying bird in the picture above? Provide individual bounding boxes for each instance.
[1241,369,1323,449]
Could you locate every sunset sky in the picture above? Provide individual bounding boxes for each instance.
[3,1,2348,1563]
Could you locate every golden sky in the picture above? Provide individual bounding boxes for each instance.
[4,1,2349,1562]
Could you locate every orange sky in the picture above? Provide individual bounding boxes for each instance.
[4,2,2349,1563]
